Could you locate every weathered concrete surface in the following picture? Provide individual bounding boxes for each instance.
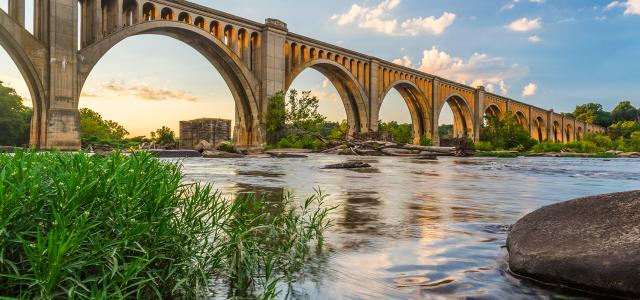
[507,191,640,298]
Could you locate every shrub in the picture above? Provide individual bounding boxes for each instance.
[475,141,494,151]
[217,142,235,153]
[0,151,332,298]
[419,135,433,146]
[531,142,564,153]
[481,113,537,151]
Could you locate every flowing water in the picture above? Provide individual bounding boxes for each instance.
[170,155,639,299]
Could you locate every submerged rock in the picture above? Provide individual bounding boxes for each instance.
[507,191,640,298]
[202,150,243,158]
[148,150,202,158]
[267,152,308,158]
[322,162,371,169]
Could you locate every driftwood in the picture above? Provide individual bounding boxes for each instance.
[322,139,464,157]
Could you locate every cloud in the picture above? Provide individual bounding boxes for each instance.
[392,55,413,67]
[331,0,456,36]
[84,80,198,102]
[528,35,541,43]
[502,0,544,11]
[606,0,640,15]
[507,17,542,32]
[394,46,528,96]
[522,83,537,97]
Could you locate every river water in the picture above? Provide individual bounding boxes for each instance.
[170,155,639,299]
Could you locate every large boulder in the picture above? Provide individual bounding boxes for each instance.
[194,140,214,153]
[507,191,640,298]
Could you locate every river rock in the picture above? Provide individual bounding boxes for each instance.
[148,150,202,158]
[322,162,371,169]
[618,152,640,158]
[202,150,243,158]
[194,140,214,152]
[267,152,308,158]
[507,191,640,298]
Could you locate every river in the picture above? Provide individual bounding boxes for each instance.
[169,155,639,299]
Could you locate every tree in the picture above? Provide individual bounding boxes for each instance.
[151,126,176,145]
[609,121,640,139]
[573,103,612,127]
[611,101,638,123]
[481,113,537,150]
[0,81,32,146]
[285,90,326,134]
[79,108,129,143]
[379,121,412,144]
[265,91,286,144]
[438,124,454,140]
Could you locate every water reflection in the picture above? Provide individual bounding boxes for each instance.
[170,155,640,299]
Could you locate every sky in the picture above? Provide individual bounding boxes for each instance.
[1,0,639,137]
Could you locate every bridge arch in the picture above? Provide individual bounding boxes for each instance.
[576,126,584,141]
[379,80,432,144]
[484,104,502,120]
[534,116,546,142]
[438,93,474,139]
[552,120,561,142]
[514,111,528,128]
[565,123,574,142]
[77,20,262,148]
[285,58,369,135]
[0,11,47,148]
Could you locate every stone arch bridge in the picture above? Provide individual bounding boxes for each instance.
[0,0,605,150]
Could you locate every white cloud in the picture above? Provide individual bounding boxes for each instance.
[606,0,640,15]
[507,17,542,32]
[502,0,544,11]
[528,35,541,43]
[394,46,528,96]
[322,79,330,88]
[522,83,538,97]
[85,80,199,102]
[331,0,456,36]
[392,55,413,67]
[400,13,457,36]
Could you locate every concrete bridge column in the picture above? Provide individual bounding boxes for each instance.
[44,0,81,150]
[546,110,553,142]
[8,0,25,27]
[473,86,484,143]
[368,60,381,133]
[431,78,440,146]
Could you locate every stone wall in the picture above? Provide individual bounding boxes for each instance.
[179,118,232,149]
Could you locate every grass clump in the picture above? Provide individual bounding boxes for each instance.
[0,151,333,299]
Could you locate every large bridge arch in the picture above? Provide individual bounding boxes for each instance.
[484,104,502,120]
[378,80,432,144]
[285,58,370,136]
[437,93,474,139]
[77,20,263,148]
[0,10,47,148]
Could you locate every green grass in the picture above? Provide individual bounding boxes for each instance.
[0,151,333,299]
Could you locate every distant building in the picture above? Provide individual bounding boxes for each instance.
[179,118,232,149]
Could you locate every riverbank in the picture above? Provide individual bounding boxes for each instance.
[0,151,332,298]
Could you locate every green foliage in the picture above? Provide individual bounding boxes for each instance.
[286,90,326,134]
[531,142,565,153]
[0,81,32,146]
[0,151,333,298]
[217,142,235,153]
[611,101,639,123]
[572,102,612,127]
[438,124,453,140]
[80,108,129,144]
[419,134,433,146]
[583,133,613,149]
[379,121,412,144]
[475,141,494,151]
[326,120,349,140]
[274,136,325,150]
[481,113,537,151]
[266,91,286,144]
[150,126,176,145]
[609,121,640,139]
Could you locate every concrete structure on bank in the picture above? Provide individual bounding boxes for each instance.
[179,118,231,149]
[0,0,605,150]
